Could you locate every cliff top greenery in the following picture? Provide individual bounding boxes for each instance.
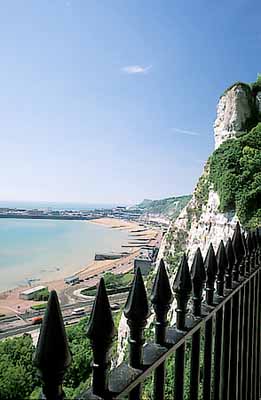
[208,122,261,228]
[222,73,261,97]
[135,195,192,218]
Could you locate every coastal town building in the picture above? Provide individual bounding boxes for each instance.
[134,258,152,276]
[19,285,48,300]
[64,275,80,285]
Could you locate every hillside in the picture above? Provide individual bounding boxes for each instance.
[162,77,261,273]
[133,195,192,219]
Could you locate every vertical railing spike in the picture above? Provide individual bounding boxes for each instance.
[225,238,234,289]
[151,258,173,344]
[191,247,206,317]
[252,230,258,268]
[249,231,256,270]
[86,277,116,398]
[256,227,261,264]
[246,232,253,274]
[232,222,244,281]
[256,227,260,250]
[216,240,228,297]
[173,253,192,330]
[204,243,217,305]
[34,290,72,400]
[242,232,247,256]
[124,267,149,367]
[151,259,173,400]
[124,267,149,399]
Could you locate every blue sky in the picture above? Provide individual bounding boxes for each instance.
[0,0,260,205]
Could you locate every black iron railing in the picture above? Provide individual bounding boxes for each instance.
[34,223,261,399]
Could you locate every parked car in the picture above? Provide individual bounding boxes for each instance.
[32,316,43,325]
[111,303,120,311]
[71,307,85,316]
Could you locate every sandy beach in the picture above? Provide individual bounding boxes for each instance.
[0,217,160,316]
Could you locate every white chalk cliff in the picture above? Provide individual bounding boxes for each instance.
[214,83,253,149]
[116,82,260,362]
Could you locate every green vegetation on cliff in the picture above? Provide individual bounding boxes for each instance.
[136,195,192,218]
[209,123,261,228]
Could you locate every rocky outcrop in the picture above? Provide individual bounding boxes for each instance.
[116,79,260,363]
[168,189,237,265]
[214,83,253,149]
[256,91,261,115]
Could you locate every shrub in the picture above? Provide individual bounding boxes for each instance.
[208,123,261,228]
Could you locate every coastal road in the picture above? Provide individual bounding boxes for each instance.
[0,292,128,340]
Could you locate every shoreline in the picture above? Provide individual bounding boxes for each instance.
[0,217,159,315]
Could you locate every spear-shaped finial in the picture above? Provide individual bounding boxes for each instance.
[151,259,173,345]
[34,290,71,400]
[256,228,261,265]
[216,240,227,296]
[232,222,244,281]
[86,278,116,397]
[191,248,206,317]
[225,238,234,289]
[124,267,149,369]
[173,253,192,330]
[204,243,217,305]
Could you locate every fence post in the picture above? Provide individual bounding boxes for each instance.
[173,253,192,330]
[216,240,227,297]
[173,253,192,400]
[204,243,217,306]
[190,248,205,400]
[202,244,216,400]
[151,259,173,400]
[124,267,149,400]
[34,290,71,400]
[151,258,173,345]
[225,238,234,289]
[86,278,116,398]
[232,222,244,281]
[245,232,252,275]
[191,247,206,317]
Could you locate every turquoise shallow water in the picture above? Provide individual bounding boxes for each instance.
[0,219,129,291]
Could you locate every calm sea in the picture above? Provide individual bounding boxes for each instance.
[0,218,129,292]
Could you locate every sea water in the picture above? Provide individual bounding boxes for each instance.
[0,218,129,291]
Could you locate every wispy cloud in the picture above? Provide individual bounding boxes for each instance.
[121,65,152,74]
[172,127,201,137]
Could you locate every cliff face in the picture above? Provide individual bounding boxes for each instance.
[165,82,260,264]
[214,84,253,149]
[116,80,261,363]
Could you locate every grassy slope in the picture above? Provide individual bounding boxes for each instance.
[136,195,192,218]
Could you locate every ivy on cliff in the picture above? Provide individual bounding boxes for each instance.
[208,122,261,228]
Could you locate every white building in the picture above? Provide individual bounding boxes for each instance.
[19,285,47,300]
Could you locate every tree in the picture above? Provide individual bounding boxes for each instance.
[0,335,39,400]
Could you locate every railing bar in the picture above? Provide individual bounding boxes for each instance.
[251,274,256,400]
[128,385,141,400]
[151,258,173,400]
[174,343,185,400]
[242,280,251,400]
[213,307,223,400]
[238,283,245,400]
[220,299,232,400]
[190,329,201,400]
[256,269,260,400]
[257,268,261,399]
[153,362,165,400]
[203,318,213,400]
[229,290,240,399]
[253,274,257,400]
[247,275,255,400]
[253,275,259,399]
